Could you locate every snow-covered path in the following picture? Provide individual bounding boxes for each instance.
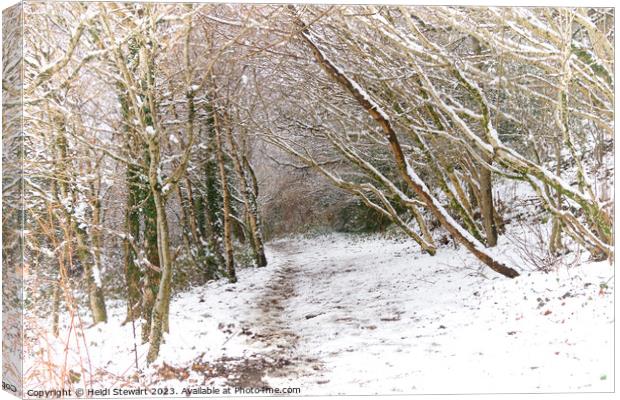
[261,234,614,395]
[33,233,613,396]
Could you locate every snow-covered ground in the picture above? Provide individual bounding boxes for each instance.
[26,231,613,397]
[265,234,613,394]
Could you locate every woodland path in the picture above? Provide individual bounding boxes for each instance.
[202,240,322,389]
[238,235,614,394]
[153,235,613,394]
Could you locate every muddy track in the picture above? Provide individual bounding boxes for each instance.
[160,241,320,389]
[231,241,320,387]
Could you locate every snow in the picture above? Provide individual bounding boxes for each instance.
[92,265,103,288]
[264,234,613,394]
[73,201,88,222]
[39,247,56,258]
[28,228,613,396]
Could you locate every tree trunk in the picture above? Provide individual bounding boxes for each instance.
[479,156,498,247]
[123,166,143,323]
[76,230,107,324]
[195,191,219,280]
[212,109,237,283]
[223,117,267,267]
[141,177,161,343]
[242,154,268,264]
[146,188,173,363]
[88,182,108,324]
[146,133,174,362]
[53,114,107,323]
[549,138,564,255]
[51,277,61,337]
[471,37,498,248]
[202,102,227,275]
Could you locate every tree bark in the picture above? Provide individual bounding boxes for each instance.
[212,107,238,283]
[223,116,267,267]
[202,102,227,275]
[141,158,161,343]
[123,166,143,323]
[51,277,61,337]
[146,137,174,363]
[471,37,499,248]
[479,155,498,247]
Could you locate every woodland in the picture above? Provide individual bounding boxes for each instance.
[1,3,614,394]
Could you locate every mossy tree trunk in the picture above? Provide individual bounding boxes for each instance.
[201,101,227,276]
[123,165,143,323]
